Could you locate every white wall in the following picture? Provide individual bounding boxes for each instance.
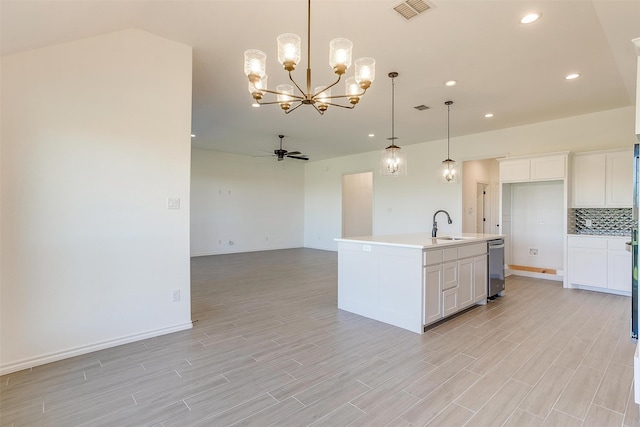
[191,149,304,256]
[305,106,637,251]
[510,181,565,270]
[0,30,193,374]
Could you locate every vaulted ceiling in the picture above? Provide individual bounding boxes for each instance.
[2,0,639,160]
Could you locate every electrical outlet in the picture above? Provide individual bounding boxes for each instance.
[172,290,180,302]
[363,245,372,252]
[529,248,539,256]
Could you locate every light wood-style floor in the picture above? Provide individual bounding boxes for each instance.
[2,248,639,426]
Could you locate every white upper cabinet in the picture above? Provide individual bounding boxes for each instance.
[572,149,632,208]
[499,154,566,183]
[606,150,633,207]
[572,153,606,206]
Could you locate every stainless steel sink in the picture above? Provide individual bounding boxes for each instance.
[437,236,475,241]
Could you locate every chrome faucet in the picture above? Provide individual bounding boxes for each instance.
[432,210,453,237]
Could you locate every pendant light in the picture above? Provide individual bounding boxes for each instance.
[380,72,407,176]
[441,100,457,183]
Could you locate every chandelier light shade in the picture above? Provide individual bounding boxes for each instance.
[380,72,407,176]
[441,100,457,183]
[243,0,375,114]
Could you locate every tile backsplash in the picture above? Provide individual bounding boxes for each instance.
[569,208,633,236]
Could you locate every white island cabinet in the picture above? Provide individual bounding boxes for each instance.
[336,233,500,334]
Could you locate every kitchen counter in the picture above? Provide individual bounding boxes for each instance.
[567,233,631,239]
[336,232,503,334]
[335,232,504,249]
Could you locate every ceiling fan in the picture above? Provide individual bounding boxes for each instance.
[272,134,309,161]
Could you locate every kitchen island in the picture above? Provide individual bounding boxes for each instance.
[336,233,503,334]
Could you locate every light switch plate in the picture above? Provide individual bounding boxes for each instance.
[168,197,180,209]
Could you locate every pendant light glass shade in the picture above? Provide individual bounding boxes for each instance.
[441,101,457,183]
[380,72,407,176]
[381,143,407,175]
[441,158,457,182]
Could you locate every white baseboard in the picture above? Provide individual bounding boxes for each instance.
[0,322,193,376]
[507,269,564,282]
[573,284,632,297]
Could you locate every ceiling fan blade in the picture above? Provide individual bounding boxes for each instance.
[286,151,301,156]
[287,155,309,161]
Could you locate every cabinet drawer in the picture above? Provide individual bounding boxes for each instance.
[443,248,458,262]
[442,261,458,290]
[458,243,487,259]
[568,237,607,249]
[608,239,632,251]
[424,249,443,266]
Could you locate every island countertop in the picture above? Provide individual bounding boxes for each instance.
[335,232,504,249]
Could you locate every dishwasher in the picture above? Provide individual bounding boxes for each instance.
[488,239,505,298]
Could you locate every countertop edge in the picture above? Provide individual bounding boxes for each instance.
[335,233,504,249]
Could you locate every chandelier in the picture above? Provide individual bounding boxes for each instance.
[380,72,407,176]
[243,0,375,115]
[441,100,457,183]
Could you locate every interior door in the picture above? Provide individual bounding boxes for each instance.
[476,182,489,234]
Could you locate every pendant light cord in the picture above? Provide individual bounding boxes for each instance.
[391,75,395,144]
[447,103,450,158]
[445,100,453,160]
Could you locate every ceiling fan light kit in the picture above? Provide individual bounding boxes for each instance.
[244,0,375,115]
[272,135,309,162]
[380,72,407,176]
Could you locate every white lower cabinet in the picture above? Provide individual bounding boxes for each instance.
[458,257,474,309]
[424,264,443,325]
[473,255,488,303]
[423,243,488,326]
[442,287,458,317]
[567,236,631,294]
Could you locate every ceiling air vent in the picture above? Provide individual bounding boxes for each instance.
[414,105,430,111]
[394,0,431,21]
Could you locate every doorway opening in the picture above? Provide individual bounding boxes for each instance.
[342,171,373,238]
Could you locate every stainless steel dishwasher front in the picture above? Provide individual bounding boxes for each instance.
[488,239,505,298]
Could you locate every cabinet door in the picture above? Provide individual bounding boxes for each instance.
[568,247,608,287]
[531,156,565,180]
[473,255,488,303]
[457,257,474,309]
[606,150,633,207]
[572,154,606,207]
[442,261,458,290]
[608,250,631,292]
[424,264,443,325]
[500,159,530,182]
[442,287,458,317]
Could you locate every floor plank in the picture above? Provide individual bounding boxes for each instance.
[1,248,638,426]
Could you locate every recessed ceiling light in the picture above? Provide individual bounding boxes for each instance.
[368,133,375,137]
[521,13,541,24]
[444,80,457,87]
[565,73,581,80]
[484,113,494,118]
[191,134,196,138]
